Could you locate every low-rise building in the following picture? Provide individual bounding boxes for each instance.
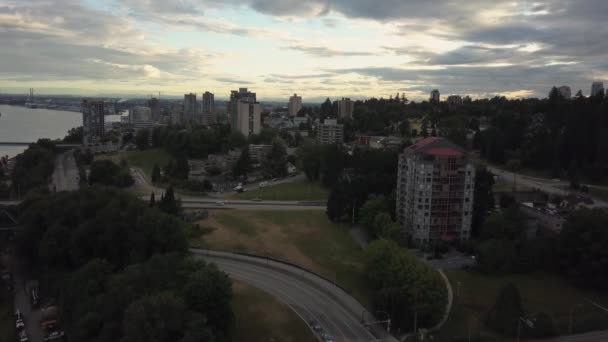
[249,144,272,163]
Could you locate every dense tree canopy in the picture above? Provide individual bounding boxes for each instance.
[11,139,56,194]
[365,240,446,331]
[16,187,233,342]
[559,209,608,289]
[88,160,134,188]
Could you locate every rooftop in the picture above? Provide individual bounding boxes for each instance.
[404,137,465,157]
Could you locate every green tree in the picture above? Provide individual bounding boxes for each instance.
[559,209,608,288]
[365,240,447,331]
[233,146,252,178]
[485,283,523,336]
[472,166,495,237]
[122,291,189,342]
[359,195,388,235]
[263,138,287,178]
[135,129,150,150]
[151,164,161,183]
[319,144,345,187]
[477,239,518,273]
[63,126,83,143]
[296,141,321,181]
[89,160,134,188]
[158,186,181,216]
[182,265,234,338]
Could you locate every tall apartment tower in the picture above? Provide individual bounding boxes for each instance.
[396,137,475,246]
[430,89,441,102]
[591,82,604,96]
[228,88,260,136]
[288,93,302,116]
[183,93,198,124]
[316,119,344,144]
[82,100,105,145]
[148,97,161,122]
[202,91,215,124]
[336,98,353,119]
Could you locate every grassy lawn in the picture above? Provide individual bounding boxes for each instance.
[231,281,315,342]
[233,181,328,201]
[194,209,369,305]
[493,178,532,192]
[436,270,608,341]
[96,148,172,180]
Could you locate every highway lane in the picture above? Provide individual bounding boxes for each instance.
[49,151,79,192]
[193,251,383,342]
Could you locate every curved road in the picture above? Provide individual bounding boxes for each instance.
[192,250,387,342]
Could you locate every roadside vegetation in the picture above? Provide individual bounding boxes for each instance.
[231,281,315,342]
[233,180,328,201]
[438,270,608,341]
[194,209,370,304]
[10,139,56,195]
[16,187,234,342]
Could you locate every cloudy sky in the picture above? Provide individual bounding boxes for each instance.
[0,0,607,101]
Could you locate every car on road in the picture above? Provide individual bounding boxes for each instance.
[259,181,269,188]
[18,330,28,342]
[309,320,322,332]
[215,201,226,206]
[44,330,66,341]
[15,309,24,330]
[321,333,334,342]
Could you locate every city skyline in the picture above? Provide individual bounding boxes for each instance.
[1,1,607,100]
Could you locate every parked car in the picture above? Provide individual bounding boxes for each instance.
[215,201,225,206]
[259,182,269,188]
[19,331,28,342]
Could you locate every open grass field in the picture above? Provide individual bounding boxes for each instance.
[194,209,370,305]
[96,148,172,180]
[493,178,532,192]
[233,180,329,201]
[231,281,315,342]
[436,270,608,341]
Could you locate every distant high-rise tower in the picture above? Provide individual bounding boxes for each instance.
[591,82,604,96]
[82,100,105,145]
[556,86,571,99]
[336,98,353,119]
[430,89,440,102]
[183,93,198,124]
[228,88,260,136]
[202,91,215,125]
[147,97,161,122]
[288,93,302,116]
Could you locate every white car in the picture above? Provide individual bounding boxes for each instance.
[259,182,269,188]
[15,318,24,330]
[215,201,226,206]
[19,331,28,342]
